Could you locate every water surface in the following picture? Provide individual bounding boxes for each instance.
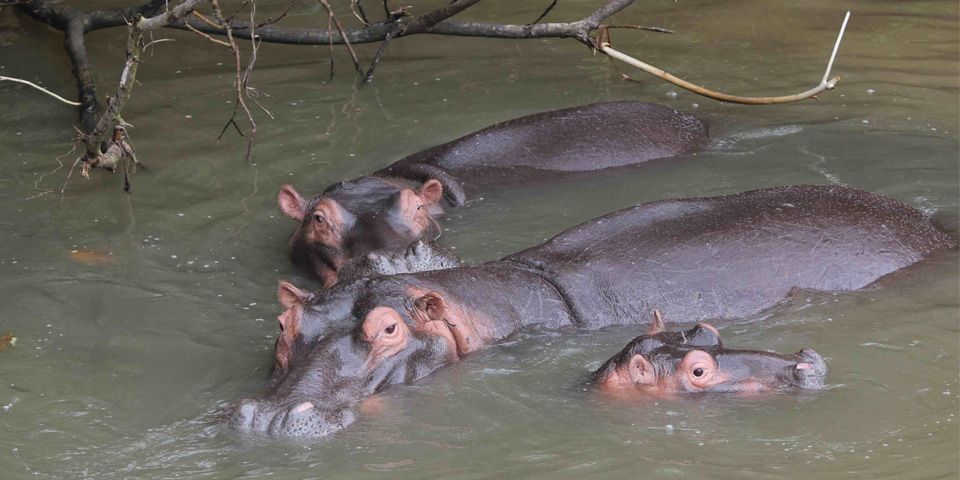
[0,0,957,478]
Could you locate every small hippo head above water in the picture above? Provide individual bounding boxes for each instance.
[593,311,827,394]
[278,177,446,288]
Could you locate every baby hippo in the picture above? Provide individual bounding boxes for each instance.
[593,312,827,394]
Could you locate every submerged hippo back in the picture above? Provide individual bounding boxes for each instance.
[506,185,957,328]
[383,101,707,179]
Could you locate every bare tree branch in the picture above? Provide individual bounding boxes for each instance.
[0,76,80,105]
[597,11,850,104]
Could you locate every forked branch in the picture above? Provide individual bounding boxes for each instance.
[596,11,851,104]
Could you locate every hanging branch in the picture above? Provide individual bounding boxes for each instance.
[16,0,854,194]
[0,76,80,105]
[596,12,851,105]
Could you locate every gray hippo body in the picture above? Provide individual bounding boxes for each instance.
[235,185,956,436]
[279,101,708,286]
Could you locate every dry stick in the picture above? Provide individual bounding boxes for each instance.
[598,11,851,105]
[318,0,363,75]
[530,0,557,25]
[225,0,252,22]
[326,12,336,82]
[255,0,298,28]
[244,4,273,120]
[364,29,396,81]
[184,21,233,47]
[211,0,256,159]
[351,0,370,26]
[603,24,675,34]
[0,76,81,105]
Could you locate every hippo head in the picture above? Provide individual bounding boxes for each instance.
[278,177,445,288]
[225,278,482,437]
[593,311,827,394]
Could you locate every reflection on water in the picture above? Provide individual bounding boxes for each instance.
[0,0,957,478]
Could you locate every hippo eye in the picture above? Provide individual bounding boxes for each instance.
[693,368,705,377]
[314,213,325,224]
[385,324,396,335]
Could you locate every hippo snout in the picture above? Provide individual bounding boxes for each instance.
[790,349,827,390]
[225,398,357,437]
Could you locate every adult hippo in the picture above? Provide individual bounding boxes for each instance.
[278,101,707,287]
[231,185,956,436]
[593,311,828,394]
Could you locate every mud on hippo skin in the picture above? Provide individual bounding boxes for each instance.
[593,311,827,394]
[235,185,954,437]
[279,101,707,287]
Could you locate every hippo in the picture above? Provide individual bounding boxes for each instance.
[231,185,956,436]
[335,240,464,286]
[592,311,828,394]
[278,101,708,287]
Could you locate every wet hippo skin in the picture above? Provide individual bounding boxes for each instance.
[233,185,956,436]
[279,101,708,287]
[593,311,828,394]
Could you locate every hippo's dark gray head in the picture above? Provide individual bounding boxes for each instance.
[593,311,827,394]
[278,177,445,288]
[225,279,474,437]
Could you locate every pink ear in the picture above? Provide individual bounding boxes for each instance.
[414,291,446,321]
[278,184,306,221]
[648,309,666,335]
[419,179,443,206]
[278,280,308,310]
[627,353,656,386]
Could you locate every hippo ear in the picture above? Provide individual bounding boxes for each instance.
[648,309,666,335]
[413,291,446,321]
[418,179,443,206]
[278,280,310,310]
[627,354,657,386]
[278,184,306,221]
[275,289,304,371]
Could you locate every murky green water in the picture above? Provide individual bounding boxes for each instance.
[1,0,957,478]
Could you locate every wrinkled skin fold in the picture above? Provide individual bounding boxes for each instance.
[279,101,707,286]
[230,185,956,437]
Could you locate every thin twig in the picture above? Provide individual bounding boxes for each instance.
[1,76,80,105]
[191,10,223,29]
[225,0,251,22]
[255,0,298,28]
[597,11,850,104]
[530,0,557,25]
[143,37,175,51]
[318,0,363,75]
[185,21,233,47]
[364,29,396,81]
[60,155,83,199]
[351,0,370,25]
[326,11,335,82]
[602,24,674,34]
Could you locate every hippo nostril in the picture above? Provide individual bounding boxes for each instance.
[796,363,813,370]
[228,398,259,430]
[294,401,314,414]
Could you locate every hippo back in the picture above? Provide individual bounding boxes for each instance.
[505,185,957,328]
[380,102,707,190]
